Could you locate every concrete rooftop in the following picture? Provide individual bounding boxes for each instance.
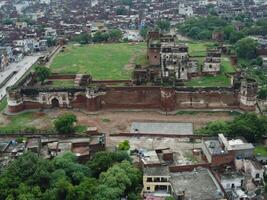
[130,122,193,135]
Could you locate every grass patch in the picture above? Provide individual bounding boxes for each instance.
[186,40,216,57]
[50,43,146,80]
[0,112,37,132]
[102,118,111,123]
[0,98,7,112]
[50,80,74,87]
[135,53,149,66]
[221,56,236,73]
[185,74,231,87]
[75,125,87,134]
[254,145,267,157]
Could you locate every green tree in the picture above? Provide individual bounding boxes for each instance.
[235,37,258,59]
[140,26,149,39]
[35,66,50,84]
[258,86,267,99]
[118,140,130,150]
[197,120,229,135]
[156,20,170,32]
[87,151,130,177]
[109,29,122,42]
[54,113,77,134]
[229,31,245,44]
[72,33,92,44]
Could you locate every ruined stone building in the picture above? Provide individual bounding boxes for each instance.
[203,49,221,75]
[161,44,198,81]
[146,32,199,83]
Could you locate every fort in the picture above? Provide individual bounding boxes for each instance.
[6,73,257,113]
[6,31,258,114]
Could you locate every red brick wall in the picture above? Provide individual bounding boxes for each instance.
[211,152,235,167]
[176,91,239,109]
[71,95,87,109]
[24,102,43,110]
[102,87,161,109]
[169,163,211,172]
[148,48,160,66]
[48,74,76,80]
[8,104,24,113]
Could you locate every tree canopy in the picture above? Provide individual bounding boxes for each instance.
[235,37,258,59]
[0,150,140,200]
[197,113,267,143]
[156,20,171,33]
[54,113,77,134]
[35,67,50,84]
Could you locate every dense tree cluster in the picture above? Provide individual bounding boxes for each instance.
[235,38,258,60]
[177,16,227,40]
[197,113,267,143]
[72,29,123,44]
[0,150,141,200]
[178,15,267,43]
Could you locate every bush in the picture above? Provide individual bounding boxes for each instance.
[54,114,77,134]
[118,140,130,150]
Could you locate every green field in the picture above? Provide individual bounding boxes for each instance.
[0,112,37,132]
[254,145,267,156]
[50,43,146,80]
[184,40,235,87]
[50,80,74,87]
[186,41,216,57]
[185,56,234,87]
[221,56,236,73]
[185,74,231,87]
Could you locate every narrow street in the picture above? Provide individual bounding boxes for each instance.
[0,54,42,101]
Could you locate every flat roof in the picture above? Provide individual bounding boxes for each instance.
[170,168,224,200]
[205,140,226,155]
[143,166,170,177]
[130,122,193,135]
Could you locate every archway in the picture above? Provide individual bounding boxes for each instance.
[51,98,60,108]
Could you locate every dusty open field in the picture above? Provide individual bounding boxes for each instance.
[74,110,235,133]
[0,108,236,134]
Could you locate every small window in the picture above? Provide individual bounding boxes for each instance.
[256,173,260,178]
[182,68,184,72]
[147,187,150,190]
[209,65,212,69]
[154,55,157,59]
[147,177,152,182]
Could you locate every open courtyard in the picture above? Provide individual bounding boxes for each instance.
[49,43,146,80]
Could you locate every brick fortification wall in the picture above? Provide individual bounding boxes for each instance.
[7,86,255,113]
[102,87,162,109]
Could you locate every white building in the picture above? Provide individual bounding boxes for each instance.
[178,4,194,17]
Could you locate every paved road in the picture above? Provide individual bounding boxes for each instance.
[0,54,42,101]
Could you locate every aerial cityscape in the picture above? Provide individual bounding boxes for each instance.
[0,0,267,199]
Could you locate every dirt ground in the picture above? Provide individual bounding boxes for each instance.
[73,110,235,134]
[1,109,235,132]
